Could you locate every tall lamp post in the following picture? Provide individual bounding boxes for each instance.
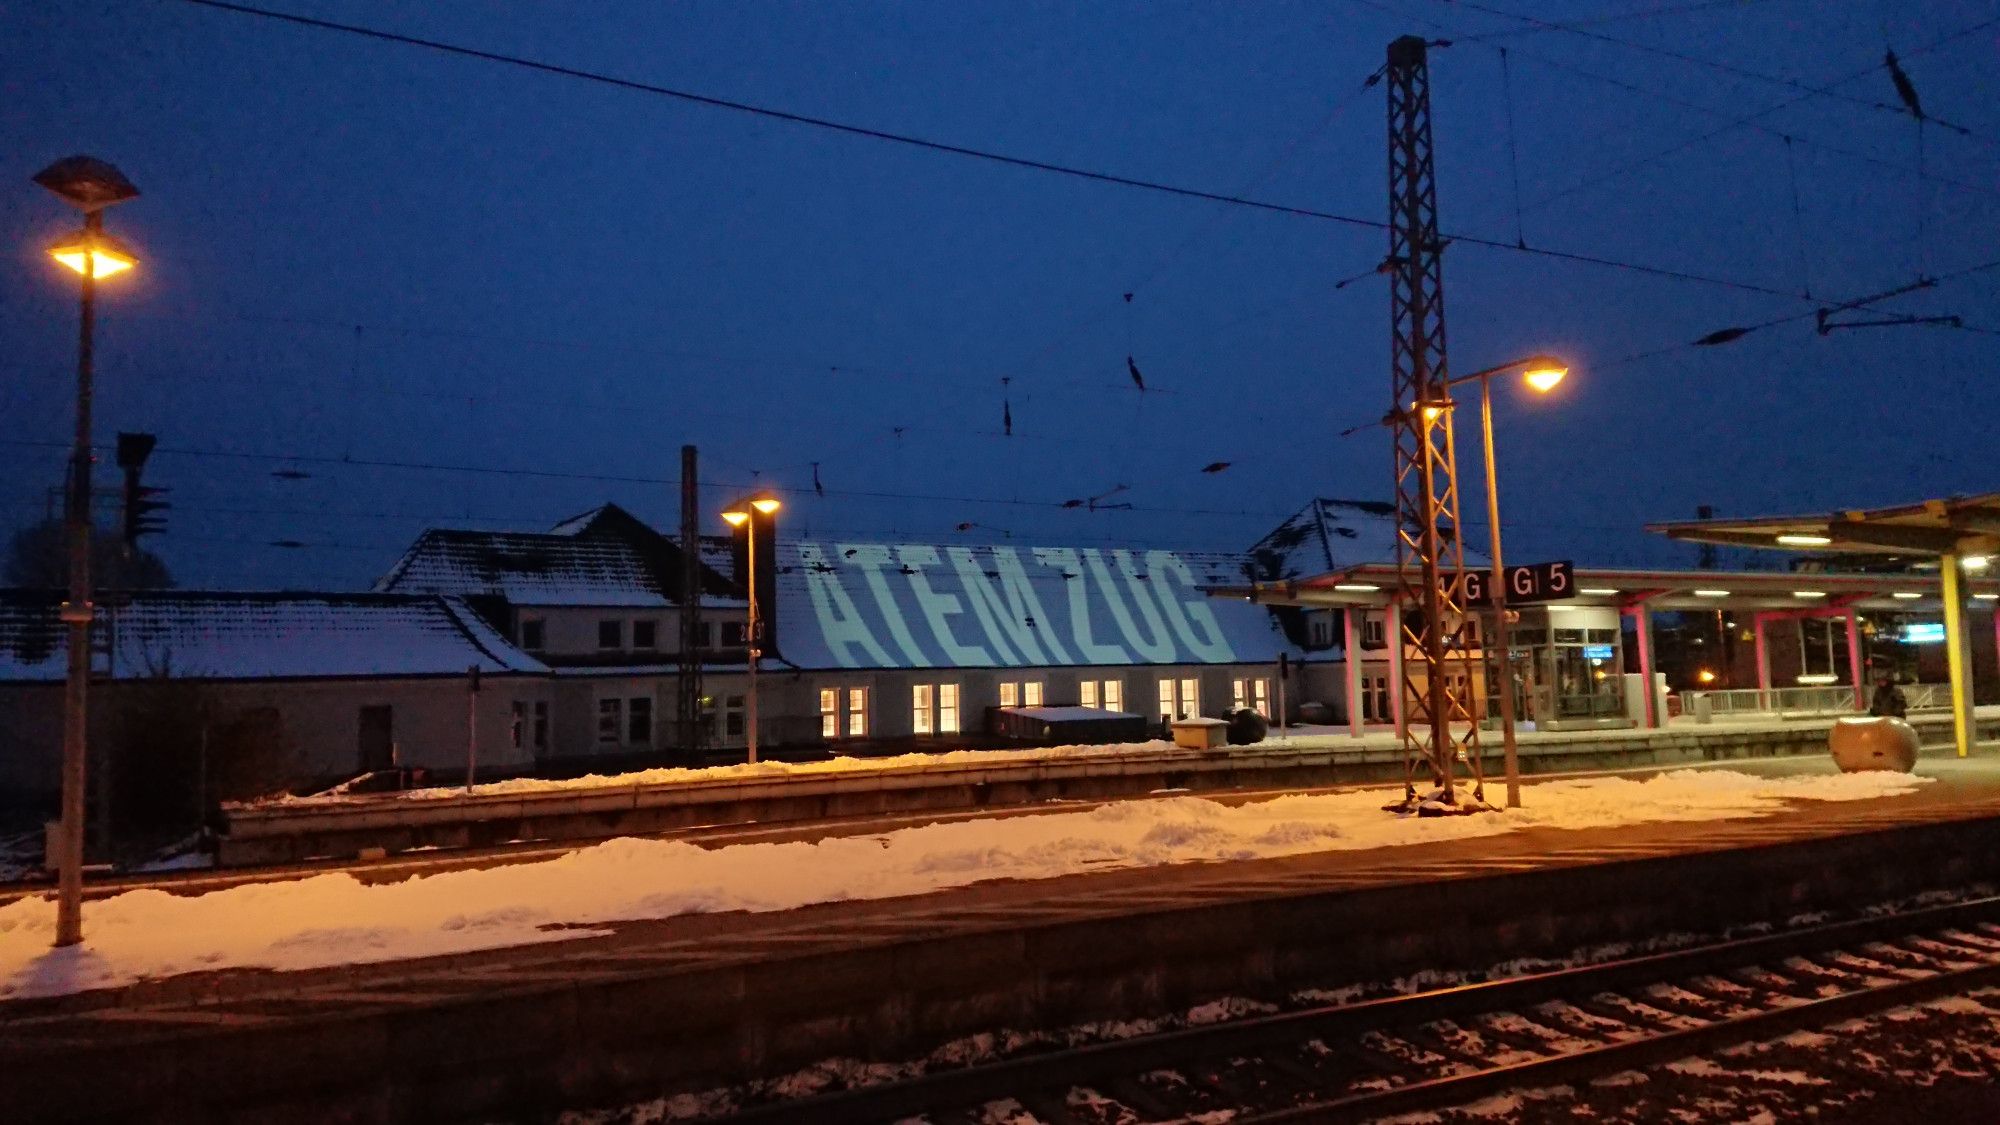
[1439,354,1567,810]
[33,155,140,948]
[721,492,780,764]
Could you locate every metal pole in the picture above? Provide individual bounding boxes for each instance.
[465,665,478,794]
[746,517,760,765]
[1479,376,1522,808]
[1276,667,1287,742]
[55,212,100,948]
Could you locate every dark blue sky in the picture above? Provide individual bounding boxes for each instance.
[3,0,1996,589]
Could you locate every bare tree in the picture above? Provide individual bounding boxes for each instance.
[4,518,173,590]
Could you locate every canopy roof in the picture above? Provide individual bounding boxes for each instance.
[1647,493,2000,558]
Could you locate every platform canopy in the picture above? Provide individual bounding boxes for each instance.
[1648,493,2000,759]
[1647,493,2000,558]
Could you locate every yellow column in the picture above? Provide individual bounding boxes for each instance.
[1942,552,1974,757]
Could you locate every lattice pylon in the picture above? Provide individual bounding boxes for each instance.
[1384,35,1487,811]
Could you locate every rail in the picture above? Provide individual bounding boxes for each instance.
[716,893,2000,1124]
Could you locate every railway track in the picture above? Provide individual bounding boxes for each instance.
[712,893,2000,1124]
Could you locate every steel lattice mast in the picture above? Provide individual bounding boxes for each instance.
[1384,35,1486,811]
[677,444,707,756]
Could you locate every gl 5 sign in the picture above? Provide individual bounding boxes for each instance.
[1460,560,1575,607]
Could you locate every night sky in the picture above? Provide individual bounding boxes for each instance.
[3,0,1996,591]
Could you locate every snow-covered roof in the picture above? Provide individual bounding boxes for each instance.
[0,591,548,683]
[772,540,1297,670]
[377,503,743,608]
[1244,498,1404,583]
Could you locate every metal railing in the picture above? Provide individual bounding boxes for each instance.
[1685,682,1950,720]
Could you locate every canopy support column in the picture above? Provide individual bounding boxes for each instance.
[1753,614,1771,711]
[1630,603,1657,729]
[1846,609,1865,711]
[1344,607,1366,739]
[1942,553,1975,757]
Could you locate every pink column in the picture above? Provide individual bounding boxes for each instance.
[1847,609,1865,711]
[1343,606,1365,738]
[1753,613,1771,710]
[1387,602,1407,740]
[1631,604,1657,729]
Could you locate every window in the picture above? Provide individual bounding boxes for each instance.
[998,682,1043,709]
[598,620,623,650]
[724,695,745,738]
[1362,615,1386,647]
[999,681,1018,708]
[1080,680,1098,708]
[821,688,840,738]
[1232,678,1272,718]
[597,698,622,744]
[1309,612,1334,648]
[627,696,652,744]
[632,620,658,650]
[939,683,960,734]
[847,688,868,737]
[1159,677,1200,720]
[510,701,526,749]
[1023,681,1043,707]
[533,702,549,750]
[912,684,960,735]
[519,618,545,652]
[1102,679,1123,712]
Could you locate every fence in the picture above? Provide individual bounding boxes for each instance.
[1685,682,1950,720]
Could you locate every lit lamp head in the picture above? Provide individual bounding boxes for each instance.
[721,491,781,528]
[47,230,138,278]
[34,155,140,279]
[1520,355,1568,393]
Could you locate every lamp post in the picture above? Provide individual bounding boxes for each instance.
[1440,353,1567,810]
[33,155,140,948]
[721,493,781,764]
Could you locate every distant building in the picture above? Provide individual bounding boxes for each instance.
[0,591,548,808]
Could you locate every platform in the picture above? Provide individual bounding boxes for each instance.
[10,756,2000,1123]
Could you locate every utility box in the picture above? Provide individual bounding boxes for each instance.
[1170,717,1229,750]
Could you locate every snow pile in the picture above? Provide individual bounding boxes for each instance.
[0,769,1929,999]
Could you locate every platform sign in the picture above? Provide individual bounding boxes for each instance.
[1460,561,1575,607]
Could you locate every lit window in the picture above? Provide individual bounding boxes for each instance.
[1253,678,1269,718]
[1158,679,1176,719]
[598,620,623,650]
[913,684,934,735]
[1181,678,1199,718]
[1233,679,1247,711]
[627,696,652,743]
[597,698,621,743]
[632,620,657,650]
[1080,680,1099,708]
[999,681,1019,708]
[820,688,839,738]
[519,619,545,651]
[847,687,869,737]
[939,683,960,734]
[1023,681,1043,707]
[1102,679,1123,712]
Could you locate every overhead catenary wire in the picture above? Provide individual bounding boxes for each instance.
[177,0,1805,302]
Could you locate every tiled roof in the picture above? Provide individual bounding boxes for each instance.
[1244,498,1405,582]
[0,591,548,683]
[377,503,743,608]
[770,540,1299,671]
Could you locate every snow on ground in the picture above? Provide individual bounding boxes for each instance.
[0,768,1929,999]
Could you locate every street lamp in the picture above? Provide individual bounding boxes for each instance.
[33,155,140,949]
[721,493,780,764]
[1442,353,1569,810]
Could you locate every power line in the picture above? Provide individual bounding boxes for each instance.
[1512,14,2000,217]
[178,0,1802,301]
[1445,0,1989,140]
[1452,0,1795,43]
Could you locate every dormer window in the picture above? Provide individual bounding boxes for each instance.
[519,618,545,652]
